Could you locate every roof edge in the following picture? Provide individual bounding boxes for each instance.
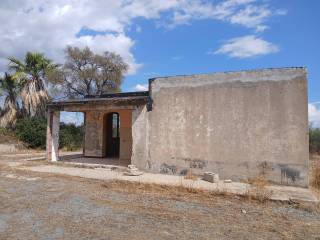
[148,67,307,81]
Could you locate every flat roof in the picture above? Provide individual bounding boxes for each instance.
[48,91,149,107]
[148,67,306,82]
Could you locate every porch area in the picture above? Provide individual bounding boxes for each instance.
[46,92,149,167]
[59,152,130,169]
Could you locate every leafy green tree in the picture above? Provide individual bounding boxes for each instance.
[8,52,57,117]
[0,73,21,128]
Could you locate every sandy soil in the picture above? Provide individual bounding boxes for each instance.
[0,160,320,240]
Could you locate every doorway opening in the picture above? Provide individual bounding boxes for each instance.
[105,112,120,158]
[59,111,85,154]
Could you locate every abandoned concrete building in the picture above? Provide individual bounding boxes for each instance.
[46,67,309,187]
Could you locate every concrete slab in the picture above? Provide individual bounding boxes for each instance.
[59,156,130,167]
[20,164,319,203]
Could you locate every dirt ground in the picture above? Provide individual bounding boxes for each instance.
[0,157,320,240]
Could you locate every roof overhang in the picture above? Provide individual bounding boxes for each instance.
[47,91,150,112]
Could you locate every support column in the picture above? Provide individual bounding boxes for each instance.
[46,110,60,162]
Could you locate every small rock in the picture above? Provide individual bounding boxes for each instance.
[241,209,247,214]
[224,179,232,183]
[124,165,143,176]
[128,164,138,170]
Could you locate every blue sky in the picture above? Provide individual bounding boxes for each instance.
[122,0,319,101]
[0,0,319,125]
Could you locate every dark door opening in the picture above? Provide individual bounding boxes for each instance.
[106,112,120,157]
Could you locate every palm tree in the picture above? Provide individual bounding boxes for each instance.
[0,73,20,128]
[8,52,57,117]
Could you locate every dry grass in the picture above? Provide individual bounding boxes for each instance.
[312,167,320,190]
[291,200,320,214]
[100,179,269,205]
[100,179,238,204]
[245,175,273,203]
[1,169,319,240]
[310,154,320,201]
[102,180,204,196]
[247,175,269,187]
[184,169,198,180]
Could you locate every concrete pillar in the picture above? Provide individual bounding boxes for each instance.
[46,110,60,162]
[46,112,52,161]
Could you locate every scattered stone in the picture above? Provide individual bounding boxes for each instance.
[224,179,232,183]
[124,165,143,176]
[203,172,219,183]
[128,165,137,170]
[241,209,247,214]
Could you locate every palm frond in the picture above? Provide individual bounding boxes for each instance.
[0,73,21,128]
[8,52,56,118]
[8,56,25,72]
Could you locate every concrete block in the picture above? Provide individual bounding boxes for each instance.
[203,172,219,183]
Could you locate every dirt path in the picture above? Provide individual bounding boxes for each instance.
[0,164,320,240]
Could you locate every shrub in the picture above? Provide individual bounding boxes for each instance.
[15,118,84,150]
[0,127,17,144]
[310,128,320,154]
[15,117,47,148]
[0,127,13,136]
[59,123,84,151]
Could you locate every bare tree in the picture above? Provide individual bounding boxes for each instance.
[50,46,128,98]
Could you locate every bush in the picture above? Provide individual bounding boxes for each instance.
[310,128,320,154]
[0,127,17,144]
[0,127,14,136]
[15,117,47,148]
[59,123,84,151]
[15,117,84,150]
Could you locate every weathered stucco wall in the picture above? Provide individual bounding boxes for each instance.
[119,110,133,160]
[135,68,308,187]
[84,111,103,157]
[84,109,132,159]
[132,105,149,169]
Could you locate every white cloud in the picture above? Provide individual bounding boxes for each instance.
[229,5,271,32]
[0,1,142,75]
[163,0,285,31]
[309,103,320,127]
[133,84,148,91]
[0,0,285,76]
[214,35,279,58]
